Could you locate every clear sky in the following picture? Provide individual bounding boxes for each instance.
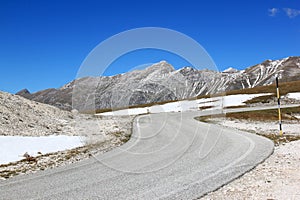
[0,0,299,93]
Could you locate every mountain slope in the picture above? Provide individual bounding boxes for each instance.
[0,90,73,136]
[17,57,300,111]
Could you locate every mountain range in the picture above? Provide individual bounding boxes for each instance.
[16,56,300,112]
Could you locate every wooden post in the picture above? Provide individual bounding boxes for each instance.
[276,75,283,136]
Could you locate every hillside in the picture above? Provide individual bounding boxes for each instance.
[0,91,73,136]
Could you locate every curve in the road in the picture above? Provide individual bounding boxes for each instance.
[0,110,274,200]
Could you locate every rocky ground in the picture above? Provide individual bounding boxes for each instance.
[0,90,73,136]
[201,117,300,200]
[218,119,300,137]
[0,91,134,179]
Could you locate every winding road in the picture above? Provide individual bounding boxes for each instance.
[0,107,278,199]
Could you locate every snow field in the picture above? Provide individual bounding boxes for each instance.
[98,93,272,116]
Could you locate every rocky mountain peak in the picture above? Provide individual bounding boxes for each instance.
[16,89,30,95]
[177,66,197,76]
[16,56,300,111]
[146,60,175,72]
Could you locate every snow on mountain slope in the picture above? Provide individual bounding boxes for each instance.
[223,67,239,73]
[16,56,300,112]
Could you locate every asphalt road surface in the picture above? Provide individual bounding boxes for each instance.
[0,108,276,200]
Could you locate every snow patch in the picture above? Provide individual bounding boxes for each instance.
[286,92,300,100]
[222,67,238,73]
[0,135,85,165]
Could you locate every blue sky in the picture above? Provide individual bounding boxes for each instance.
[0,0,299,93]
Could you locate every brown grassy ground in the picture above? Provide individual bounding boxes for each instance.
[225,107,300,121]
[258,133,300,144]
[198,107,300,122]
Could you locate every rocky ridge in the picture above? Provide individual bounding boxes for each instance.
[0,90,73,136]
[17,56,300,112]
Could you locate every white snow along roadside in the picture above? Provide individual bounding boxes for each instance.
[0,135,85,165]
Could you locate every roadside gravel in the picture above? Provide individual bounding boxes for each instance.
[201,118,300,200]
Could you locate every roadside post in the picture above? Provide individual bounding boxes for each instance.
[275,74,283,136]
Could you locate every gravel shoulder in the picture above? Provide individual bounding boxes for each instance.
[201,117,300,199]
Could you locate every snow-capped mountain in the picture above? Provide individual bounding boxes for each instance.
[222,67,239,73]
[16,56,300,111]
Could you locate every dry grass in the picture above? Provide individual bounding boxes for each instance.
[196,107,300,123]
[224,105,247,109]
[194,116,224,123]
[199,106,214,110]
[244,95,275,104]
[225,107,300,121]
[226,110,283,121]
[258,133,300,145]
